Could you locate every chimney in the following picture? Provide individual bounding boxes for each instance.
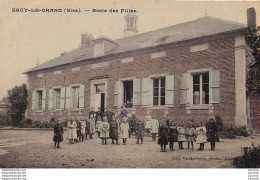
[247,7,256,30]
[81,32,94,49]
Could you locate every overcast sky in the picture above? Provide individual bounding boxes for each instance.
[0,0,259,99]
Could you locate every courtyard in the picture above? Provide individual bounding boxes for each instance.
[0,129,259,168]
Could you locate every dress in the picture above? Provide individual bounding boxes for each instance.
[145,116,151,130]
[168,126,178,142]
[150,118,159,134]
[135,121,144,138]
[120,122,130,139]
[88,117,96,134]
[159,126,169,145]
[85,120,90,135]
[130,117,137,134]
[104,111,114,123]
[100,122,110,139]
[177,126,186,142]
[53,124,64,142]
[185,127,196,142]
[80,121,86,134]
[196,126,207,144]
[67,121,77,140]
[96,120,102,132]
[89,110,96,118]
[110,121,119,140]
[206,121,217,142]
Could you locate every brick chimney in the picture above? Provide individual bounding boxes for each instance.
[247,7,256,30]
[81,32,94,49]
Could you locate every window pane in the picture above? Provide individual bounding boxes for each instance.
[193,75,200,84]
[161,88,165,96]
[153,88,159,96]
[193,84,200,92]
[153,79,159,87]
[202,73,209,84]
[161,97,165,105]
[153,97,159,106]
[203,93,209,104]
[161,78,165,88]
[203,84,209,94]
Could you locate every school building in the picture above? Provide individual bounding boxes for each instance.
[24,8,257,128]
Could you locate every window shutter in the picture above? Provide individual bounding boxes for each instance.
[48,89,52,110]
[142,78,150,106]
[133,79,141,106]
[209,70,220,103]
[180,73,189,105]
[79,85,85,108]
[114,81,119,107]
[60,87,65,109]
[165,75,175,106]
[65,87,70,109]
[42,89,47,110]
[32,91,36,110]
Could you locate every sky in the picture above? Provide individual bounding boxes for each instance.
[0,0,259,99]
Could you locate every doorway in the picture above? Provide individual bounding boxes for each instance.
[90,79,108,112]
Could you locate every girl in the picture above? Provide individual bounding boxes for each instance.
[206,118,217,151]
[158,122,169,152]
[136,118,144,144]
[53,120,63,148]
[110,115,119,145]
[100,116,110,145]
[196,122,207,150]
[168,121,178,151]
[67,118,77,144]
[80,118,86,142]
[144,114,151,136]
[96,116,103,137]
[185,122,196,149]
[120,117,130,145]
[88,114,96,139]
[177,122,185,149]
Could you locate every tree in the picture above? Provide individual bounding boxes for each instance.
[7,84,28,126]
[246,27,260,92]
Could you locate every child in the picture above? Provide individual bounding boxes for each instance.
[185,122,196,149]
[177,121,185,149]
[168,121,178,151]
[100,116,110,145]
[196,122,207,150]
[80,118,86,142]
[120,117,130,145]
[53,120,63,148]
[206,118,217,151]
[135,118,144,144]
[144,114,151,136]
[150,115,160,141]
[158,122,169,152]
[75,118,81,143]
[67,118,77,144]
[110,115,119,145]
[96,116,102,137]
[88,114,96,139]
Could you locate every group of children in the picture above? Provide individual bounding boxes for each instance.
[53,108,218,152]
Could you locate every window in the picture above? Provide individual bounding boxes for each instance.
[54,88,61,109]
[71,86,80,108]
[192,73,209,105]
[123,81,133,107]
[153,77,165,106]
[36,90,43,110]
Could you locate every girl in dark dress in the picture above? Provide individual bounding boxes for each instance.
[168,122,178,151]
[53,120,64,149]
[206,118,217,151]
[110,115,119,145]
[158,122,169,152]
[135,118,144,144]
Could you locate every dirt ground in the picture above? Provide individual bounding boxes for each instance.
[0,129,259,168]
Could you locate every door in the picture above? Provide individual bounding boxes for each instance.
[101,93,105,112]
[94,93,101,111]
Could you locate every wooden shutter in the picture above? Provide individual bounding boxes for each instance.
[142,78,150,106]
[65,87,70,109]
[32,91,36,110]
[48,89,52,110]
[180,73,189,105]
[60,87,65,109]
[42,89,47,110]
[133,79,141,106]
[114,81,119,107]
[165,75,175,106]
[209,70,220,103]
[79,85,85,108]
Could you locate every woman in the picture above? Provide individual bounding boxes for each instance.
[196,122,207,150]
[88,114,96,139]
[100,116,110,145]
[120,117,130,145]
[168,121,178,151]
[158,122,169,152]
[67,118,77,144]
[177,121,186,149]
[135,118,145,144]
[53,120,64,148]
[110,115,119,145]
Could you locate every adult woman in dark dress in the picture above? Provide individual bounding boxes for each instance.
[53,120,64,149]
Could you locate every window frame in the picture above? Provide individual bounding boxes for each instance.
[71,85,80,109]
[53,88,61,110]
[149,74,167,107]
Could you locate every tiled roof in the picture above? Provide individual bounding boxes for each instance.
[25,16,247,73]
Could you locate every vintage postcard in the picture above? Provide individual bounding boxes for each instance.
[0,0,260,172]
